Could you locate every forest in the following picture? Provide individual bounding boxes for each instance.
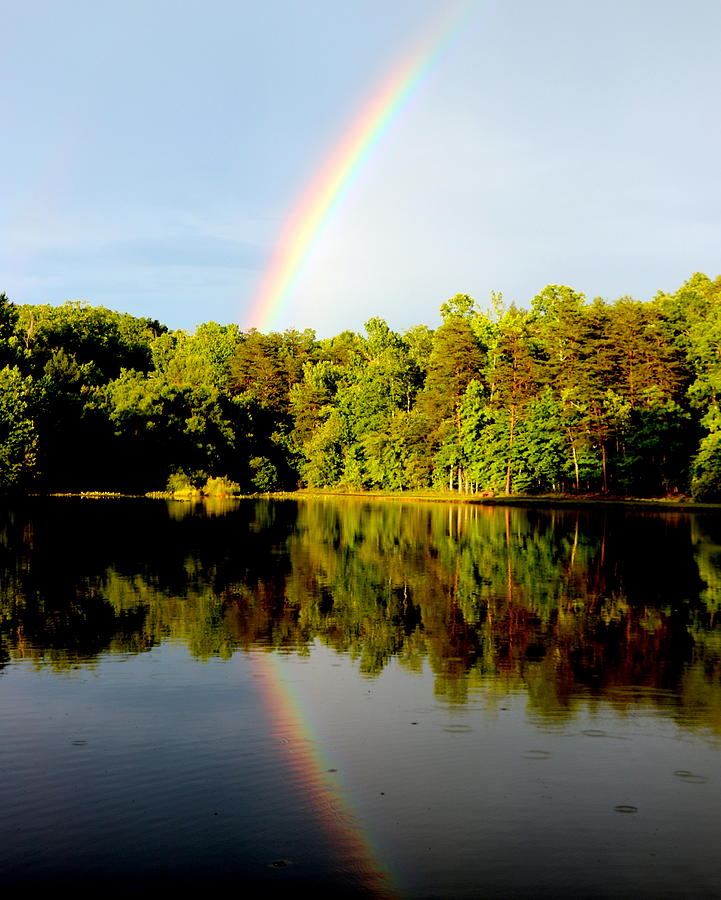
[1,272,720,500]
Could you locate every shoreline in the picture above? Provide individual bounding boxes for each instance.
[282,489,720,511]
[20,488,721,511]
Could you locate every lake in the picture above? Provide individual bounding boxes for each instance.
[1,496,720,897]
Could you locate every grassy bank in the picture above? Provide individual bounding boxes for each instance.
[23,487,721,511]
[273,487,720,511]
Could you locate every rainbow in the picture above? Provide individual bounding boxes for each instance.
[251,648,397,896]
[244,2,476,333]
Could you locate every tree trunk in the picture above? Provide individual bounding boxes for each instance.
[572,444,580,491]
[505,407,516,495]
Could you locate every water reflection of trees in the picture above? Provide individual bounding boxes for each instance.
[1,497,720,729]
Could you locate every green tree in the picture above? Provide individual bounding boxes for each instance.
[0,293,20,367]
[16,300,163,381]
[0,367,37,488]
[487,306,539,493]
[417,298,488,490]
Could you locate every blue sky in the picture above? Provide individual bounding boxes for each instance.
[2,0,720,335]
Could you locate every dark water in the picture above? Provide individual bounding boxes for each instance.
[1,497,720,897]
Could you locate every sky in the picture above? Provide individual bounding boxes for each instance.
[2,0,720,336]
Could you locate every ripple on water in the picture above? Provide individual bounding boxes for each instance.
[522,750,551,760]
[614,805,638,813]
[673,770,709,784]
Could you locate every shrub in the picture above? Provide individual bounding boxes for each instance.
[202,476,241,496]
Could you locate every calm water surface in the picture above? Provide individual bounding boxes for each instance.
[1,497,720,897]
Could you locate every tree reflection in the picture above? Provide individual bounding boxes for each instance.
[1,497,720,730]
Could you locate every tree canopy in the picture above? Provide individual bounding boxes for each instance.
[0,276,719,500]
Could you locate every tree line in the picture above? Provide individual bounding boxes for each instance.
[1,272,720,499]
